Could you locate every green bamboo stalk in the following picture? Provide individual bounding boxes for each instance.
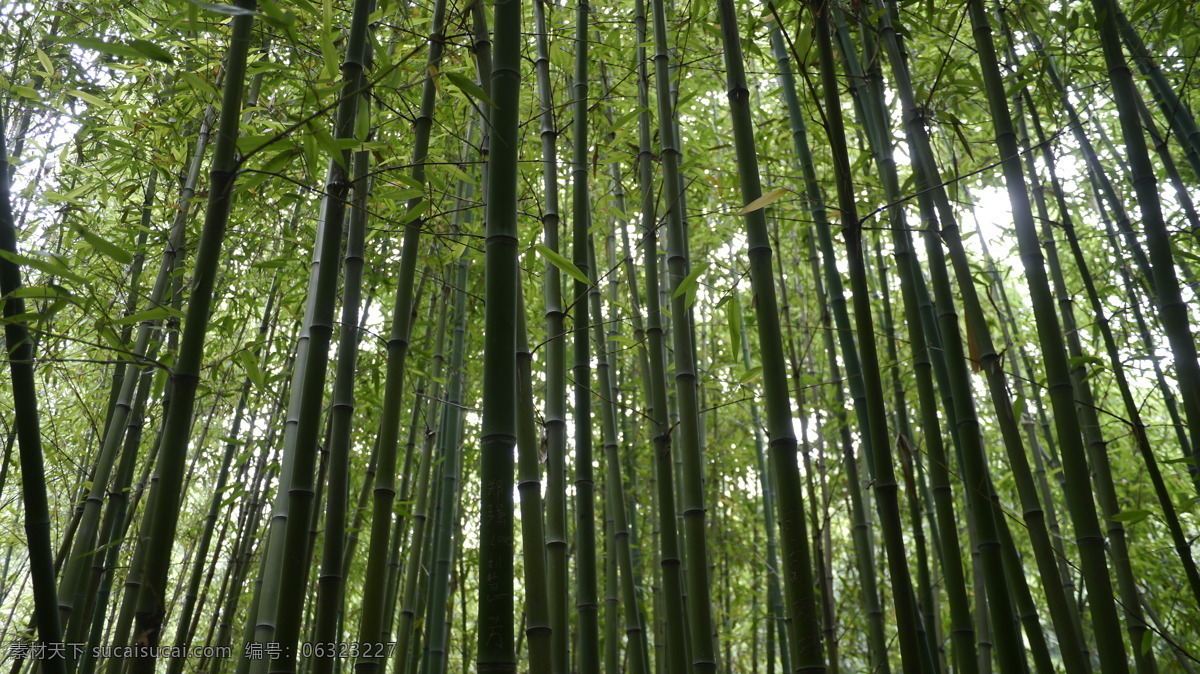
[1024,28,1157,298]
[1114,4,1200,180]
[515,273,552,671]
[599,70,654,673]
[0,110,66,674]
[256,1,371,666]
[352,0,448,663]
[825,12,983,670]
[769,23,890,670]
[810,2,928,669]
[311,86,373,674]
[868,2,1095,670]
[966,0,1131,668]
[1089,0,1200,502]
[476,0,521,666]
[714,4,825,671]
[587,237,650,674]
[56,104,215,639]
[126,2,255,664]
[1136,89,1200,247]
[1056,153,1200,609]
[423,257,471,674]
[636,1,689,663]
[570,0,600,668]
[532,0,569,667]
[648,0,719,666]
[731,266,791,674]
[1008,73,1158,672]
[392,280,452,670]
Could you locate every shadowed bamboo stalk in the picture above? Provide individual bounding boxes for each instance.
[532,0,570,668]
[966,0,1132,669]
[714,3,825,671]
[824,11,982,670]
[353,0,449,665]
[515,275,552,670]
[1041,119,1200,610]
[647,0,720,666]
[867,2,1096,670]
[635,0,688,664]
[1088,0,1200,505]
[0,109,67,674]
[423,257,471,674]
[586,236,650,674]
[771,18,893,670]
[126,2,256,666]
[1113,4,1200,180]
[392,280,452,671]
[808,3,926,670]
[476,0,521,666]
[570,0,600,667]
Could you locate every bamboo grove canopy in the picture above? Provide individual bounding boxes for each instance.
[1,0,1199,670]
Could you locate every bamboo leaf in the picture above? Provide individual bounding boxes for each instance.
[445,71,495,107]
[738,365,763,384]
[672,261,708,303]
[112,306,179,325]
[534,244,591,286]
[1109,509,1152,525]
[736,187,788,215]
[63,37,144,61]
[12,86,41,101]
[608,334,639,348]
[185,0,257,15]
[725,300,741,358]
[77,228,134,264]
[67,89,112,109]
[128,39,174,64]
[0,250,85,285]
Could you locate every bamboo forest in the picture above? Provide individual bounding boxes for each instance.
[5,0,1200,669]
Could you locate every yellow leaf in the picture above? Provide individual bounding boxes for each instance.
[736,186,788,215]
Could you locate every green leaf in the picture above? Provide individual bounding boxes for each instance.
[63,37,144,61]
[252,258,292,269]
[399,200,430,224]
[606,108,644,136]
[1067,355,1103,370]
[672,261,708,304]
[77,228,134,264]
[112,306,177,325]
[535,244,591,286]
[1109,509,1152,525]
[445,71,495,107]
[608,334,639,348]
[8,285,73,301]
[725,300,741,359]
[238,350,266,387]
[0,250,85,285]
[1163,456,1198,466]
[738,366,763,384]
[128,39,174,64]
[12,85,41,101]
[67,89,111,109]
[186,0,257,15]
[737,187,789,215]
[178,71,219,99]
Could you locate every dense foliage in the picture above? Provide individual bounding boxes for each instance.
[1,0,1199,671]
